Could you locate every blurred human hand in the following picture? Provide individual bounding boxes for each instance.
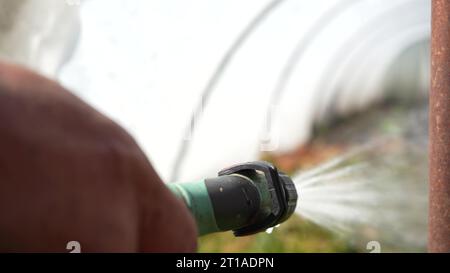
[0,61,197,252]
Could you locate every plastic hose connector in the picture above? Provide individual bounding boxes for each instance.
[217,161,298,236]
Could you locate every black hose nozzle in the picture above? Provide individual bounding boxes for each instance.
[168,161,298,236]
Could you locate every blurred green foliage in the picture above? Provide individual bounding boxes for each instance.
[198,215,356,253]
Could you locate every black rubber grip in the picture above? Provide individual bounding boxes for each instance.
[205,175,260,231]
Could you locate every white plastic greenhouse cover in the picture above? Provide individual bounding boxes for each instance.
[0,0,431,181]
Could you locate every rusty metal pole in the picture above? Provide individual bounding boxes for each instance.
[429,0,450,253]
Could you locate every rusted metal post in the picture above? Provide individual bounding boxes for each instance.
[429,0,450,253]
